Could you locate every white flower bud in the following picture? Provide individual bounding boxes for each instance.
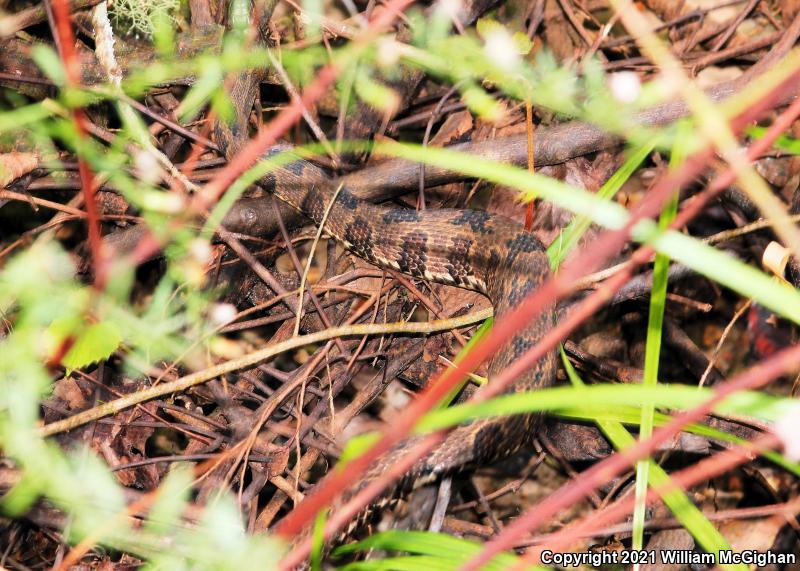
[483,28,521,73]
[773,402,800,461]
[609,71,641,104]
[210,303,238,327]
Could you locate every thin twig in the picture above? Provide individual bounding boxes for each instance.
[39,309,491,437]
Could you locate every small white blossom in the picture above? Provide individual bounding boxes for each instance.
[134,149,162,185]
[157,191,184,214]
[377,37,402,68]
[189,238,213,265]
[210,303,238,327]
[436,0,464,23]
[609,71,641,104]
[483,28,521,73]
[773,402,800,461]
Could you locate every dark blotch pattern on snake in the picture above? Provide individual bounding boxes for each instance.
[269,158,558,496]
[215,108,558,532]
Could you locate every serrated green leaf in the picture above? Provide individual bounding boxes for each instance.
[61,321,123,370]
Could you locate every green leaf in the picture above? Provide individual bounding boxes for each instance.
[460,83,503,121]
[746,125,800,155]
[311,510,327,571]
[437,317,493,408]
[0,102,53,134]
[30,45,66,86]
[417,383,795,433]
[355,71,400,114]
[61,321,123,370]
[152,10,176,58]
[339,432,381,466]
[144,466,192,534]
[334,530,527,571]
[177,64,223,121]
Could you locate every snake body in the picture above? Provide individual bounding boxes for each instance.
[215,71,558,526]
[225,143,558,492]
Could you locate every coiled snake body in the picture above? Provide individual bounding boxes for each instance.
[216,73,558,529]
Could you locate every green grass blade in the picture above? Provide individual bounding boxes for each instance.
[746,125,800,155]
[373,142,800,325]
[553,406,800,477]
[560,349,742,570]
[333,530,529,571]
[547,140,656,269]
[437,318,493,409]
[416,383,794,432]
[632,122,687,555]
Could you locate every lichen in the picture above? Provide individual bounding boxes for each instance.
[109,0,179,38]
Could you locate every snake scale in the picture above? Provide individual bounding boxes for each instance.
[215,69,558,534]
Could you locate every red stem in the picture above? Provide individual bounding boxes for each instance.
[524,433,781,563]
[49,0,106,288]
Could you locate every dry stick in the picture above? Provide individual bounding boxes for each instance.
[293,183,344,336]
[602,0,747,49]
[276,61,800,567]
[556,0,596,47]
[690,31,781,73]
[698,299,752,387]
[704,214,800,245]
[217,227,300,317]
[39,311,489,437]
[256,279,402,522]
[257,333,387,524]
[0,190,86,217]
[269,195,350,357]
[708,0,758,52]
[119,95,219,151]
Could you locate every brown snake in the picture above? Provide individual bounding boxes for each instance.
[215,71,558,533]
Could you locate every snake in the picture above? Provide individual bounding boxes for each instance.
[214,70,558,534]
